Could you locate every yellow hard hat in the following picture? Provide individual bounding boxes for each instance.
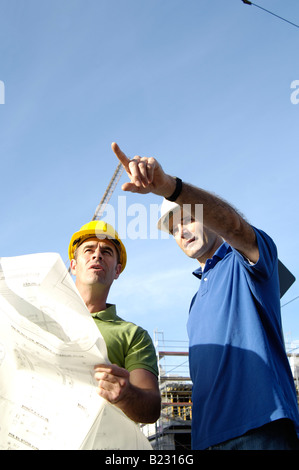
[68,220,127,272]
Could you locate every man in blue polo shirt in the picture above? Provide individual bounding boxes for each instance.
[112,142,299,450]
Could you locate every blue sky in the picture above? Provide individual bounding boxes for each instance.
[0,0,299,349]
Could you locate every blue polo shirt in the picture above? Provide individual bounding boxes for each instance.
[187,227,299,450]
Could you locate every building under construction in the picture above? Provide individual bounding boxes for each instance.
[141,331,192,450]
[141,332,299,450]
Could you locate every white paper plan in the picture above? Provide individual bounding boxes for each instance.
[0,253,151,450]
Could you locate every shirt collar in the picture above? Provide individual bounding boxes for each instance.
[91,303,117,322]
[192,242,231,279]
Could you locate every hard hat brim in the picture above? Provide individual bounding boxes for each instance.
[157,200,181,234]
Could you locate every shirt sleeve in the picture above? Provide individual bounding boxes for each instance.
[233,226,278,281]
[124,327,159,377]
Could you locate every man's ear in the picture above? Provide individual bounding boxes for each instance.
[70,258,77,276]
[114,263,122,280]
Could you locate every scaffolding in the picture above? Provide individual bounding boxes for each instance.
[141,331,192,450]
[141,333,299,449]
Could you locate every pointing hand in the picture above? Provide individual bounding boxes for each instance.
[111,142,176,197]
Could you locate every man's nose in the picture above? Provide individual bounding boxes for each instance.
[93,247,103,259]
[178,224,190,239]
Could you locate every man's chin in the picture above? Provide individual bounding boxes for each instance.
[182,246,203,259]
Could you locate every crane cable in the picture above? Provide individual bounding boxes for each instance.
[242,1,299,29]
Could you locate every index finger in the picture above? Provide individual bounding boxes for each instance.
[111,142,130,170]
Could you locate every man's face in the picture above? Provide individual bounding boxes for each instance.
[170,211,219,262]
[70,237,122,288]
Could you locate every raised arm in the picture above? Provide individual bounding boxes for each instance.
[111,142,259,264]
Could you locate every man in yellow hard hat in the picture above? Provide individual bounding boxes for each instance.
[68,220,161,424]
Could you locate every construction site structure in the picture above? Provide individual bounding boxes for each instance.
[141,331,192,450]
[141,333,299,450]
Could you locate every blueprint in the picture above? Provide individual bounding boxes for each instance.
[0,253,151,450]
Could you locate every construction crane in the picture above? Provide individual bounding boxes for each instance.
[92,162,124,221]
[67,162,124,272]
